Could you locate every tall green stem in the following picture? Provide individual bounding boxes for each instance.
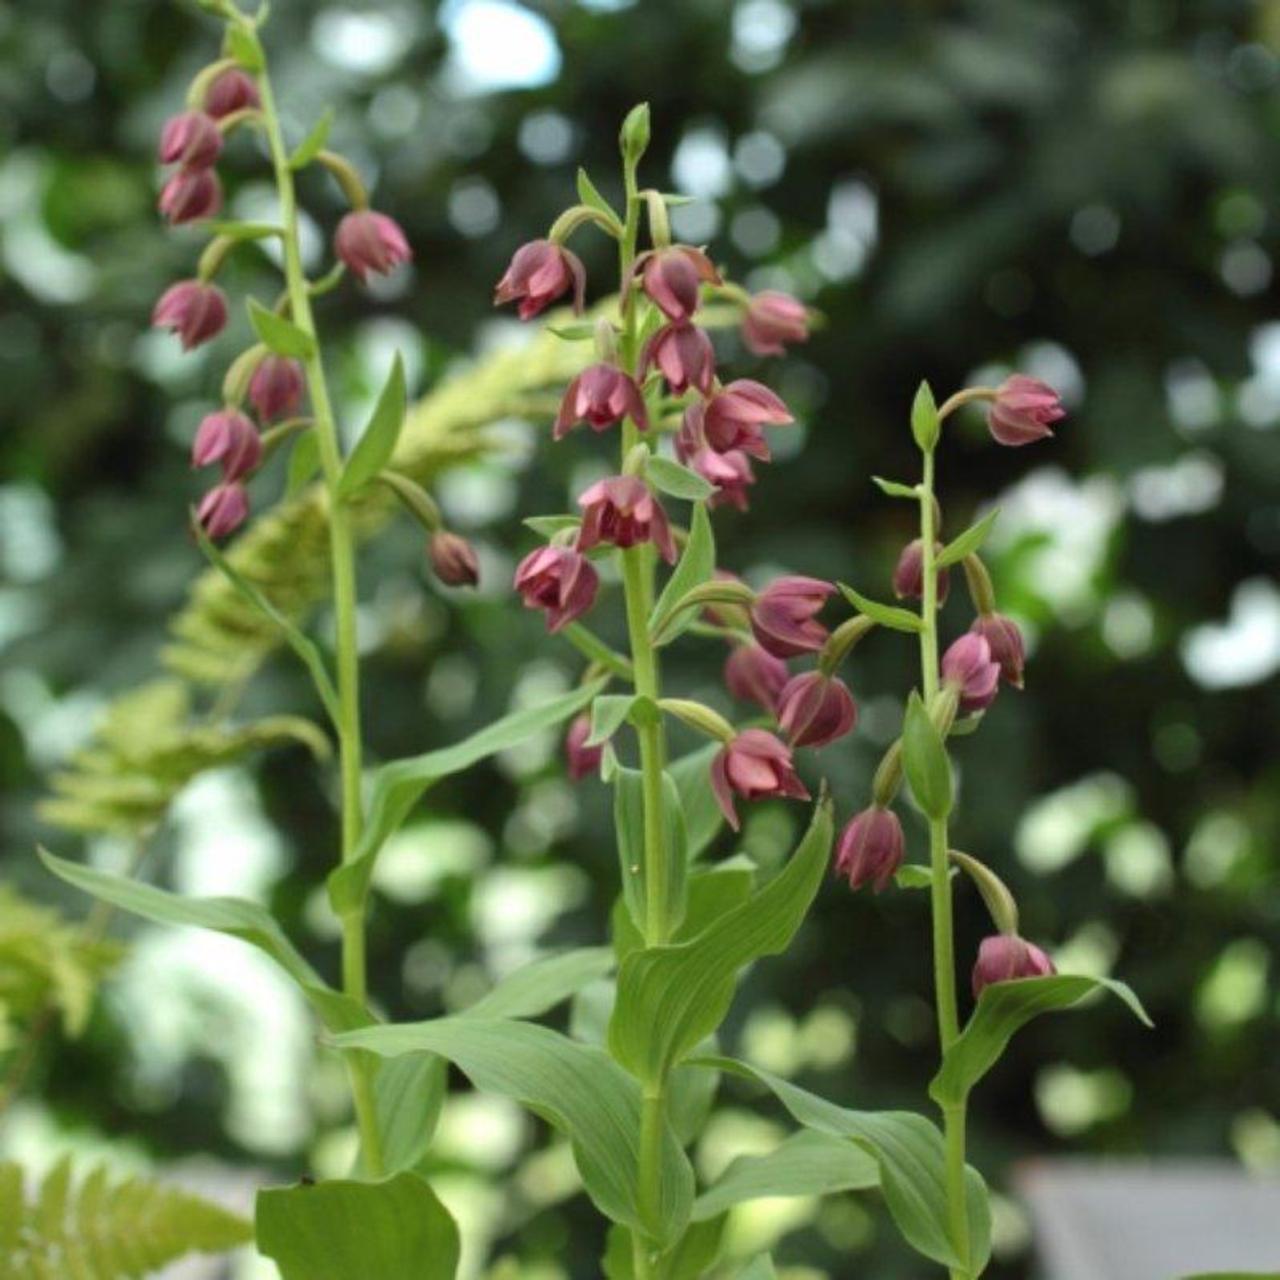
[919,446,969,1276]
[254,40,384,1178]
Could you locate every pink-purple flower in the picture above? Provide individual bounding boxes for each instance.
[158,111,223,170]
[554,364,648,440]
[972,934,1055,996]
[514,545,599,632]
[197,482,249,539]
[675,413,756,510]
[248,356,305,422]
[724,643,790,714]
[986,375,1064,447]
[741,290,809,357]
[429,531,480,587]
[334,211,413,282]
[158,167,221,224]
[776,671,857,748]
[152,280,228,350]
[940,633,1001,713]
[642,323,716,395]
[750,576,835,659]
[892,539,950,606]
[635,245,720,323]
[191,409,261,481]
[834,807,905,892]
[565,714,604,782]
[203,68,261,119]
[494,239,586,320]
[710,728,810,830]
[576,475,677,563]
[970,613,1026,689]
[693,379,792,460]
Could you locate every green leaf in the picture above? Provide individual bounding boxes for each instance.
[650,502,715,645]
[194,518,340,725]
[337,354,407,499]
[605,1215,727,1280]
[645,455,715,502]
[668,741,725,859]
[701,1055,991,1273]
[614,859,757,962]
[256,1171,459,1280]
[225,23,265,71]
[931,974,1152,1107]
[902,691,953,820]
[620,102,651,162]
[548,322,598,341]
[911,379,939,453]
[837,582,925,634]
[288,107,335,169]
[692,1129,879,1221]
[523,513,580,539]
[285,429,321,497]
[577,166,620,221]
[466,947,616,1019]
[872,476,920,499]
[247,298,315,358]
[329,1017,695,1244]
[936,507,1000,569]
[611,764,689,939]
[372,1056,447,1176]
[895,864,934,889]
[608,796,833,1087]
[737,1256,778,1280]
[589,694,656,747]
[328,679,605,915]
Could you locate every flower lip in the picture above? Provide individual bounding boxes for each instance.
[576,474,677,564]
[494,239,586,320]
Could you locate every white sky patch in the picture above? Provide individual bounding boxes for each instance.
[1181,577,1280,689]
[441,0,562,94]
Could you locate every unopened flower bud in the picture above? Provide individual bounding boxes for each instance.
[741,290,809,357]
[724,643,789,714]
[972,934,1055,996]
[987,375,1064,447]
[636,245,720,323]
[555,364,647,440]
[892,538,950,605]
[191,409,261,480]
[565,713,603,781]
[158,111,223,169]
[335,210,413,282]
[576,475,676,563]
[494,239,586,319]
[514,545,599,632]
[429,531,480,587]
[248,355,305,422]
[777,671,857,748]
[197,482,249,538]
[203,68,261,118]
[642,322,716,396]
[970,612,1026,688]
[835,807,905,892]
[940,633,1001,713]
[152,280,228,350]
[750,576,835,659]
[711,729,810,831]
[158,167,221,224]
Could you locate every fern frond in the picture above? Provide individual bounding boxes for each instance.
[0,1157,252,1279]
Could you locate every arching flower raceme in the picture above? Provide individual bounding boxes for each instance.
[776,671,857,748]
[940,633,1001,713]
[196,482,249,539]
[191,409,261,481]
[710,729,810,830]
[834,807,905,892]
[514,544,599,632]
[152,280,228,350]
[203,68,261,118]
[576,475,677,563]
[494,239,586,319]
[428,531,480,587]
[689,379,792,460]
[972,934,1055,996]
[642,322,716,395]
[564,714,603,782]
[970,612,1026,688]
[750,576,835,659]
[248,355,305,421]
[741,290,809,357]
[334,211,412,282]
[892,538,950,606]
[724,643,789,714]
[635,245,720,323]
[158,167,221,224]
[555,364,648,440]
[986,375,1064,447]
[158,111,223,170]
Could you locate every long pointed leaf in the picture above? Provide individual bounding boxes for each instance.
[337,355,406,499]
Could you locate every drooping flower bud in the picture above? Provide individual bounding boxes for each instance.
[152,280,228,350]
[514,544,599,632]
[971,934,1055,996]
[710,728,810,830]
[741,290,809,357]
[892,538,950,605]
[494,239,586,319]
[247,355,305,422]
[158,167,221,224]
[940,633,1001,713]
[724,643,789,714]
[692,379,792,460]
[428,531,480,587]
[576,475,677,563]
[635,245,721,323]
[191,409,262,481]
[158,111,223,170]
[334,210,413,282]
[203,68,261,119]
[555,364,648,440]
[834,807,905,892]
[777,671,857,749]
[986,375,1064,447]
[750,576,835,659]
[970,612,1026,689]
[196,482,249,539]
[642,323,716,395]
[565,713,603,782]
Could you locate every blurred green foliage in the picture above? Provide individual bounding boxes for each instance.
[2,0,1279,1276]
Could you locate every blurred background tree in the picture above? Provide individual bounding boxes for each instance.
[2,0,1278,1276]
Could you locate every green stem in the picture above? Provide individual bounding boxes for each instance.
[919,446,969,1277]
[255,40,384,1179]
